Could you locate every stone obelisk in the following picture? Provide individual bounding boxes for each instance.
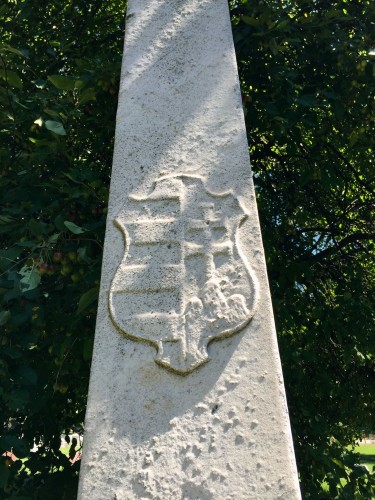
[77,1,301,498]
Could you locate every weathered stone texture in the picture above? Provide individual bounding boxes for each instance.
[77,1,301,498]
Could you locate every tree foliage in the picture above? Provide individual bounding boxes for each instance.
[0,0,374,498]
[0,0,126,497]
[232,0,375,497]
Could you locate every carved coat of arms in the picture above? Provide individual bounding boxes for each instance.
[109,174,257,374]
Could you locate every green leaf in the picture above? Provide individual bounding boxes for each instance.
[74,79,85,89]
[0,310,11,326]
[77,287,99,315]
[0,214,17,225]
[2,44,26,57]
[64,221,86,234]
[330,457,347,470]
[77,246,89,262]
[47,74,75,90]
[297,94,317,107]
[45,120,66,136]
[43,107,60,117]
[269,38,278,55]
[54,214,66,231]
[241,15,260,27]
[48,233,60,243]
[29,218,48,236]
[78,88,97,105]
[18,265,41,292]
[0,69,22,88]
[276,19,290,30]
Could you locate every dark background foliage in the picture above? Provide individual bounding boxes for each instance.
[0,0,374,498]
[231,1,375,498]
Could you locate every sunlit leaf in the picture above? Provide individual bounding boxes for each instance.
[47,74,75,90]
[1,44,26,57]
[77,287,99,315]
[64,220,87,234]
[45,120,66,136]
[18,265,41,291]
[0,69,22,88]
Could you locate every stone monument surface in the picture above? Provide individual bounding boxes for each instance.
[78,0,301,498]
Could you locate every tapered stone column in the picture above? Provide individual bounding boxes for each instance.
[77,1,301,498]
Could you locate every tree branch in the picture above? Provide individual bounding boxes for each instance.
[300,232,373,262]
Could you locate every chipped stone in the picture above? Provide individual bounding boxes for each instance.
[235,434,246,445]
[77,1,301,499]
[251,419,259,429]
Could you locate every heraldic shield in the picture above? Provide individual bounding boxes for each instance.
[109,174,257,375]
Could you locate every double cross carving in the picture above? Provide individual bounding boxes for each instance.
[185,202,233,277]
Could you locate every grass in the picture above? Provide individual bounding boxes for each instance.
[354,443,375,472]
[60,445,70,457]
[320,443,374,494]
